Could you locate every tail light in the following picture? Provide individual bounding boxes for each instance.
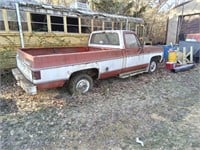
[32,71,41,80]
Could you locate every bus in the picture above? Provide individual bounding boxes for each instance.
[0,1,144,69]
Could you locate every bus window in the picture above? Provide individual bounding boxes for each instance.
[129,22,136,31]
[114,22,120,30]
[31,13,47,32]
[104,21,112,30]
[7,10,18,31]
[0,9,5,30]
[137,25,144,38]
[67,17,79,33]
[81,18,91,33]
[20,11,28,31]
[93,19,102,31]
[122,22,126,30]
[7,10,27,31]
[51,16,64,32]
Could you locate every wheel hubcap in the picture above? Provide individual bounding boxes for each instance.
[76,79,90,93]
[150,61,156,72]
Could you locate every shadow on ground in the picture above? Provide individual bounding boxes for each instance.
[0,98,18,115]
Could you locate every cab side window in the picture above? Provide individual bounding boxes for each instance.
[125,33,138,48]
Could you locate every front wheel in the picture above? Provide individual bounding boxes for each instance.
[68,74,93,95]
[148,60,157,73]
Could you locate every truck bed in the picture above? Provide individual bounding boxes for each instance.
[22,47,90,56]
[18,46,122,69]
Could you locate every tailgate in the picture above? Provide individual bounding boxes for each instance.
[16,54,33,82]
[12,68,37,95]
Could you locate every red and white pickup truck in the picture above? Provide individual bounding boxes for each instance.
[12,30,163,95]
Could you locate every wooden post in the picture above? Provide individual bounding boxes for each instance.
[112,21,114,30]
[101,20,103,30]
[26,12,32,32]
[78,17,81,34]
[136,24,138,35]
[47,15,51,32]
[102,21,105,30]
[63,16,67,33]
[2,9,9,32]
[91,19,94,32]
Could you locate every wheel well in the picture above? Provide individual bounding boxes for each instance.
[151,56,162,62]
[70,69,99,80]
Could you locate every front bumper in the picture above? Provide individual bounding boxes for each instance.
[12,68,37,95]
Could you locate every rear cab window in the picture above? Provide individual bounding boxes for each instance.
[90,32,120,46]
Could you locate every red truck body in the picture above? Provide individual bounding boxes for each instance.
[12,30,163,94]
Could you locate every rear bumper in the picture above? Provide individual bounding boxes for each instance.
[12,68,37,95]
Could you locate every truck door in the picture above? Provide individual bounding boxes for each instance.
[123,32,147,71]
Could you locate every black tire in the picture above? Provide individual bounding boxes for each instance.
[68,73,93,95]
[148,59,157,73]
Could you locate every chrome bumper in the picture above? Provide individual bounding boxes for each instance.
[12,68,37,95]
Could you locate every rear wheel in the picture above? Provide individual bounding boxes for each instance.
[68,74,93,95]
[148,59,157,73]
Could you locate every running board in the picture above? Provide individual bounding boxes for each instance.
[119,69,146,78]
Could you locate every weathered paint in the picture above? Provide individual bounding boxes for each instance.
[16,47,162,86]
[36,80,66,89]
[13,30,163,94]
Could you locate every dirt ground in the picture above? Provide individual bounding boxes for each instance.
[0,64,200,150]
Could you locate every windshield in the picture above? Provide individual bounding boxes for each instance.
[90,32,120,46]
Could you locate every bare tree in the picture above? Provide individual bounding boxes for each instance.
[91,0,171,44]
